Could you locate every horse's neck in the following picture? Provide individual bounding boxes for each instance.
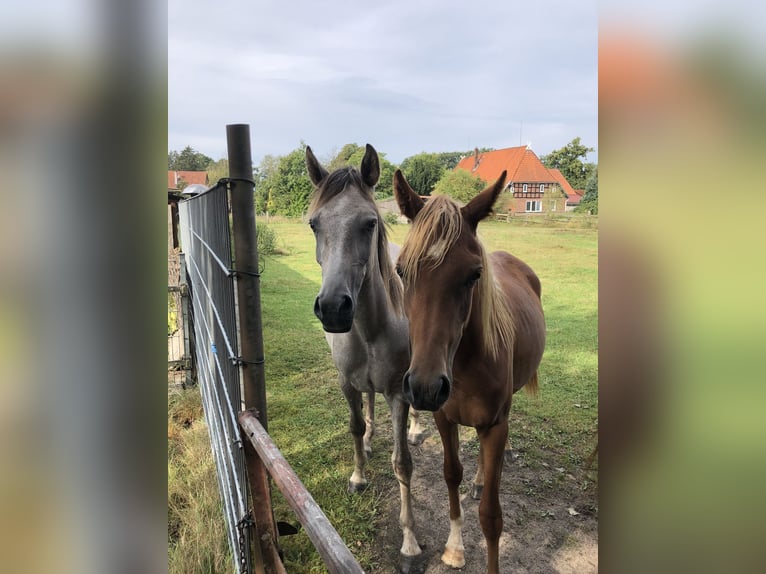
[354,266,398,339]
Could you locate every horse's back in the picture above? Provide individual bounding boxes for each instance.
[489,251,541,300]
[489,251,546,391]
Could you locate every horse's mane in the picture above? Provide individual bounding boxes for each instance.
[308,166,404,315]
[399,195,515,359]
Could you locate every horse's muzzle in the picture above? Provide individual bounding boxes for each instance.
[314,293,354,333]
[403,371,451,411]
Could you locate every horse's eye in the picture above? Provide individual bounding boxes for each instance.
[466,269,482,286]
[308,218,317,232]
[364,219,377,232]
[395,264,404,278]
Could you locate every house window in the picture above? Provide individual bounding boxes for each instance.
[525,200,542,212]
[522,183,528,193]
[550,200,557,211]
[540,184,545,193]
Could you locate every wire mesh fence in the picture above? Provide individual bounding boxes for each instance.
[178,183,251,573]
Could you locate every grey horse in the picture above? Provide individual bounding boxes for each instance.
[306,144,425,566]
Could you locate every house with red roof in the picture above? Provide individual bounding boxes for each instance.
[548,168,585,211]
[454,145,572,215]
[168,170,209,191]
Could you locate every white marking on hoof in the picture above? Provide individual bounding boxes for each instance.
[442,508,465,568]
[441,547,466,569]
[400,527,422,558]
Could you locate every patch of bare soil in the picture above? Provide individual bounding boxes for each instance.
[368,424,597,574]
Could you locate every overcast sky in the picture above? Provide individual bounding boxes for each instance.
[169,0,598,166]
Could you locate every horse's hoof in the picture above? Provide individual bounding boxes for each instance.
[400,550,427,574]
[471,483,483,500]
[505,449,519,463]
[407,432,426,446]
[441,547,466,569]
[348,480,368,494]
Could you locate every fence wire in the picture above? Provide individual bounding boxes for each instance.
[178,183,251,574]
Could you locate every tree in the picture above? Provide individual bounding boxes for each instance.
[432,169,487,203]
[433,148,494,171]
[540,137,595,191]
[577,168,598,214]
[254,155,279,214]
[257,144,314,217]
[168,146,214,171]
[206,158,229,187]
[399,152,444,196]
[327,143,363,172]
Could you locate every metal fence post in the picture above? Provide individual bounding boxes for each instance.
[226,124,284,574]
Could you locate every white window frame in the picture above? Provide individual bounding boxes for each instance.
[540,184,545,193]
[522,183,528,193]
[525,200,542,212]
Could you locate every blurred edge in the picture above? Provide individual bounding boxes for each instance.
[3,1,766,573]
[0,1,166,573]
[600,3,766,573]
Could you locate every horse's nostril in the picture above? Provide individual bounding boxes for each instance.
[313,297,322,319]
[436,375,451,406]
[339,294,353,314]
[402,372,412,396]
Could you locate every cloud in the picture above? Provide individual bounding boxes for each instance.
[169,0,598,164]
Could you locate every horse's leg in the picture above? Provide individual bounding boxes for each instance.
[363,391,375,458]
[434,410,465,568]
[471,437,485,500]
[476,420,509,574]
[407,406,427,445]
[386,395,422,565]
[341,379,368,493]
[475,432,515,498]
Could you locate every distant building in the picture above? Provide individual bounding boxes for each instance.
[168,170,209,191]
[454,145,573,215]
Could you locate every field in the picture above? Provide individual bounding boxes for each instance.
[168,217,598,573]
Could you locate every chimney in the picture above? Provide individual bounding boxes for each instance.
[473,147,480,170]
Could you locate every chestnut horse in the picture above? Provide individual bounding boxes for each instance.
[305,145,424,567]
[393,169,546,573]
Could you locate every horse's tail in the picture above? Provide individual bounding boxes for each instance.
[524,370,539,397]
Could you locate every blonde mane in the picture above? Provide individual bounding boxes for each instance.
[399,195,515,359]
[308,167,403,316]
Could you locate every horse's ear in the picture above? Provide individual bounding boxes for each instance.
[360,143,380,188]
[305,145,329,186]
[462,170,507,230]
[393,169,425,221]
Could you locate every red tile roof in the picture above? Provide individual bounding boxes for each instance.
[566,193,582,205]
[548,168,577,197]
[455,145,558,184]
[168,170,208,189]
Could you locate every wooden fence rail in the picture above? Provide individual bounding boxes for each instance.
[238,409,365,574]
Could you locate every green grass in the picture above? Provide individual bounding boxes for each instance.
[168,215,598,573]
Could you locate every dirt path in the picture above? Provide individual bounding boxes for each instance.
[369,422,598,574]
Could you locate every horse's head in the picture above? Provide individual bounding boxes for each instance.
[306,144,382,333]
[393,169,507,411]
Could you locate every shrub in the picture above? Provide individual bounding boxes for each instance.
[383,212,399,225]
[256,222,278,255]
[432,169,487,203]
